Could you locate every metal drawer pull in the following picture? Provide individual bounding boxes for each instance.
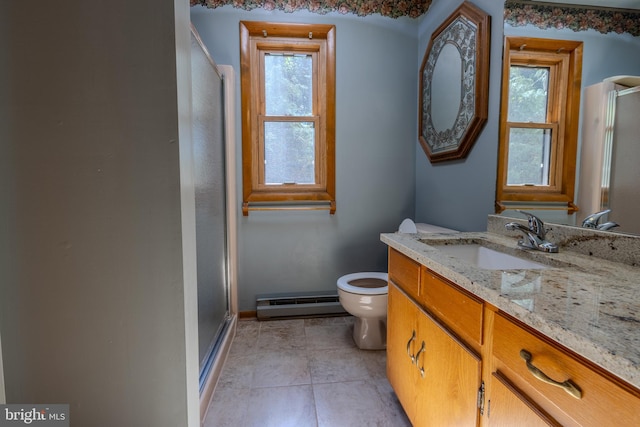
[407,330,416,363]
[520,349,582,399]
[416,341,426,378]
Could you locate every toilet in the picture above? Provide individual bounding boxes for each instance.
[337,272,389,350]
[338,219,458,350]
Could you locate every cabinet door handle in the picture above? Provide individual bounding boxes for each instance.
[416,341,426,378]
[520,349,582,399]
[406,330,416,363]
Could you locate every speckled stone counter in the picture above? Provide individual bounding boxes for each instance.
[381,222,640,390]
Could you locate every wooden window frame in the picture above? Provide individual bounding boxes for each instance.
[240,21,336,215]
[496,37,583,213]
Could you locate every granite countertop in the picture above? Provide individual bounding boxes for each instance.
[381,227,640,390]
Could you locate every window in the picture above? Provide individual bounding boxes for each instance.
[496,37,583,213]
[240,21,336,215]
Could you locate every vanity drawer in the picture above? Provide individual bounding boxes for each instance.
[421,267,483,349]
[388,248,420,300]
[492,312,640,426]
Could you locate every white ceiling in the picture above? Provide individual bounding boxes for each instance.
[535,0,640,9]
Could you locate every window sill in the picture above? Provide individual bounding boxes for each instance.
[242,200,336,216]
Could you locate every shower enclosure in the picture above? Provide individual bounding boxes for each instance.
[190,27,236,394]
[579,79,640,234]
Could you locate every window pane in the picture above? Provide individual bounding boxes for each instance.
[264,121,315,184]
[507,128,552,186]
[508,66,549,123]
[265,54,312,116]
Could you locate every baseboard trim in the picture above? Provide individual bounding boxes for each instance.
[239,310,257,320]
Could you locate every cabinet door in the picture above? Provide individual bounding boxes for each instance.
[487,372,561,427]
[387,282,420,422]
[415,308,482,427]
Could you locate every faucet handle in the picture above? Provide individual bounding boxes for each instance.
[515,210,546,239]
[582,209,611,228]
[597,221,619,231]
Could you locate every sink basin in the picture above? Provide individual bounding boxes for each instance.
[434,243,549,270]
[419,236,573,271]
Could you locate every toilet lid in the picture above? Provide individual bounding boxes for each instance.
[337,272,388,295]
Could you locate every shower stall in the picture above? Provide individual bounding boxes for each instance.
[190,25,238,416]
[579,78,640,234]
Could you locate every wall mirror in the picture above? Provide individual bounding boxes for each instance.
[419,1,490,163]
[499,0,640,235]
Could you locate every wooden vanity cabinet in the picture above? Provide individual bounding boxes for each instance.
[386,247,640,427]
[387,249,482,426]
[486,311,640,427]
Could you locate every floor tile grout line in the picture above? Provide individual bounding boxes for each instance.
[309,371,321,427]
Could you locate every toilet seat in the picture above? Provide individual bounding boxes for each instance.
[337,272,388,295]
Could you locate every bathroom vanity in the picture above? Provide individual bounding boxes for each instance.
[382,217,640,426]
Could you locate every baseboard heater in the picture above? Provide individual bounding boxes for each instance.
[256,290,347,320]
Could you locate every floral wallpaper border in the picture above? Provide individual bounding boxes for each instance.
[190,0,640,35]
[504,0,640,37]
[190,0,433,19]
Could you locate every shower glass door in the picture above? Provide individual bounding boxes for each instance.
[191,31,230,389]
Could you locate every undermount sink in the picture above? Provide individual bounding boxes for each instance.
[435,244,549,270]
[415,234,563,270]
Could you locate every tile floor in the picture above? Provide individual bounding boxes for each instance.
[203,316,411,427]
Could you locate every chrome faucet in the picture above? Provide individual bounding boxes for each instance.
[505,210,559,253]
[582,209,619,231]
[597,221,619,231]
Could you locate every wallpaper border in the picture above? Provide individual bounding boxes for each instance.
[190,1,640,36]
[190,0,432,19]
[504,0,640,37]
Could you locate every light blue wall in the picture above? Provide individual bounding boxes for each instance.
[191,6,418,311]
[414,0,505,232]
[191,3,639,311]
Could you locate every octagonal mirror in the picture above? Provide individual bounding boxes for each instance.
[419,1,491,163]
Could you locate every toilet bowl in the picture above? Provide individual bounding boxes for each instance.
[337,272,388,350]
